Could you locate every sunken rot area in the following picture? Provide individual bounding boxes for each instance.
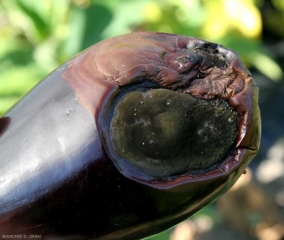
[64,32,261,187]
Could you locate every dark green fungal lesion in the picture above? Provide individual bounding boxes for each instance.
[109,89,238,180]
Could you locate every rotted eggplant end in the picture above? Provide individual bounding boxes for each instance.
[61,32,261,240]
[63,31,261,190]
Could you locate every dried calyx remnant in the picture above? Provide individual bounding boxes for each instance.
[63,32,260,184]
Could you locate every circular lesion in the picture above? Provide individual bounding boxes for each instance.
[107,88,238,180]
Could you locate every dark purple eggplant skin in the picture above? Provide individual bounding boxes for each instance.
[0,32,261,239]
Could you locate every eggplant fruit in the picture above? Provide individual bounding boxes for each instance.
[0,32,261,239]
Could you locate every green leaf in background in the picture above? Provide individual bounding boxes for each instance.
[15,0,50,41]
[81,4,112,49]
[249,51,283,81]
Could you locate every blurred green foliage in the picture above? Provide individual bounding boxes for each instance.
[0,0,283,116]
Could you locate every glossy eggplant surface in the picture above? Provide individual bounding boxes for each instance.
[0,32,261,240]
